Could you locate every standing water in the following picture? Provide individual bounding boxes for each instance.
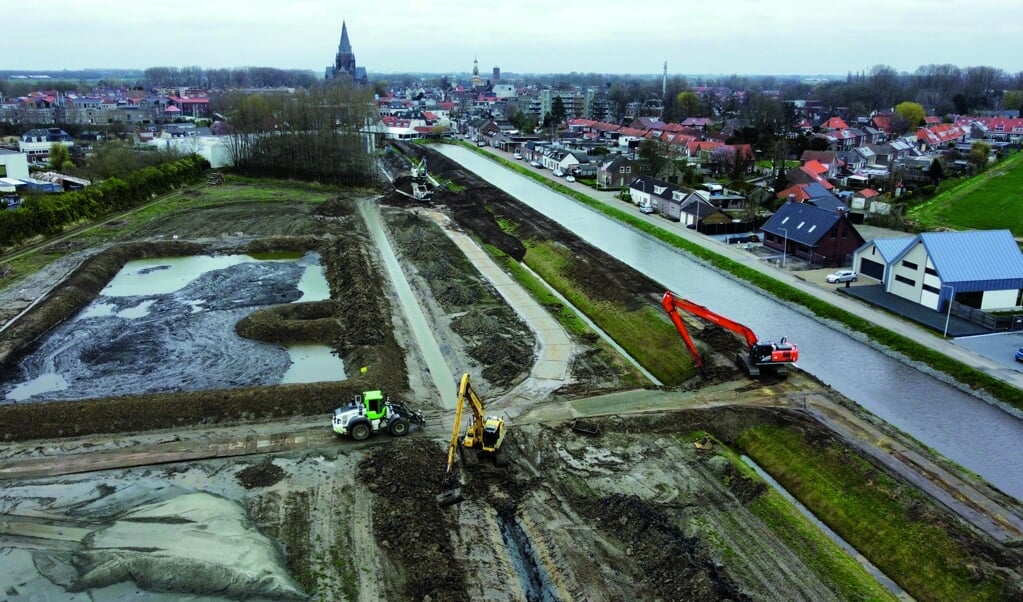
[2,252,344,403]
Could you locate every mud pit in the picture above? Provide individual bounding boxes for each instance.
[1,161,1021,600]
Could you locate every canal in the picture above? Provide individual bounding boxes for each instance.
[438,145,1023,501]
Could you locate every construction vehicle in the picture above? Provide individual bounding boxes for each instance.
[661,290,798,378]
[332,390,425,441]
[409,157,433,201]
[437,373,507,506]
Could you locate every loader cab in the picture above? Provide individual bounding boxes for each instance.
[362,390,386,420]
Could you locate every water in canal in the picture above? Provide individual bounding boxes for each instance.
[438,145,1023,501]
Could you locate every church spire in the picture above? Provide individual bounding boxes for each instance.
[339,20,352,54]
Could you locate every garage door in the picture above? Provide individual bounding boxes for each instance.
[860,258,884,280]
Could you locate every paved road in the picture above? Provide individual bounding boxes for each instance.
[477,144,1023,393]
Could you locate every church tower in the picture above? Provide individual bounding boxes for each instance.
[326,20,368,84]
[470,55,484,89]
[335,21,357,76]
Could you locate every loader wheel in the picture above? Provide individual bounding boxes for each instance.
[389,418,410,437]
[350,422,371,441]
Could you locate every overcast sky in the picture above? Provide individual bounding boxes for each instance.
[8,0,1023,77]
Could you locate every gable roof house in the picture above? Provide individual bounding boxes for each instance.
[760,200,865,267]
[915,124,967,151]
[852,230,1023,313]
[679,195,731,231]
[596,155,634,190]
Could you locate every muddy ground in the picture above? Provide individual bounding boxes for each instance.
[0,152,1021,600]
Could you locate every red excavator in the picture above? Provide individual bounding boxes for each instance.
[661,290,798,378]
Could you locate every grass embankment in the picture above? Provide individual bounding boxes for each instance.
[740,425,1008,601]
[696,431,898,601]
[454,142,1023,412]
[908,151,1023,235]
[521,240,692,385]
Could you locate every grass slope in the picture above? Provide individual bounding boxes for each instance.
[908,151,1023,235]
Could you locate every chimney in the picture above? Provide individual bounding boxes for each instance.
[787,194,796,203]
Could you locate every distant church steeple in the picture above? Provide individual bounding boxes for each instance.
[326,20,368,84]
[471,54,484,89]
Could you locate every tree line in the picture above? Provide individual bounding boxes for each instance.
[216,83,378,186]
[0,155,207,249]
[143,66,319,90]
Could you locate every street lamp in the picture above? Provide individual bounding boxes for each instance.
[779,227,788,268]
[941,284,955,338]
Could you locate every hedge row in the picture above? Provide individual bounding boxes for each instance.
[0,154,208,248]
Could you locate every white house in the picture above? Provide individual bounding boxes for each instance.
[853,230,1023,312]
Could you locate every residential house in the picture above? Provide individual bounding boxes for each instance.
[785,163,834,191]
[679,196,730,231]
[852,230,1023,312]
[18,128,73,163]
[596,155,634,190]
[760,200,865,267]
[915,124,966,151]
[799,150,839,178]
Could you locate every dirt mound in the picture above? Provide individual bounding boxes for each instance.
[358,438,469,601]
[237,457,287,489]
[573,492,751,601]
[236,300,343,344]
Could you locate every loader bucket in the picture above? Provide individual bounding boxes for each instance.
[436,488,464,507]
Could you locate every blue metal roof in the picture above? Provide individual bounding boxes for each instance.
[916,230,1023,286]
[871,237,914,262]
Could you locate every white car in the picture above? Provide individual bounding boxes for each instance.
[513,152,523,160]
[826,270,858,283]
[565,175,576,182]
[552,169,565,177]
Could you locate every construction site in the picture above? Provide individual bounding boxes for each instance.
[0,144,1021,601]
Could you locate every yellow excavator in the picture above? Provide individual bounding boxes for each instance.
[436,373,506,506]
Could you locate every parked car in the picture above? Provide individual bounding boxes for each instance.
[513,152,522,160]
[640,205,654,214]
[476,140,487,147]
[826,270,858,283]
[565,175,575,183]
[553,169,565,177]
[1015,347,1023,363]
[530,161,542,168]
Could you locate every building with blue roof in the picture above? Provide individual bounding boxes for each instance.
[760,200,865,267]
[853,230,1023,311]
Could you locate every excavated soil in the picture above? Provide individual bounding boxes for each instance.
[1,158,1021,600]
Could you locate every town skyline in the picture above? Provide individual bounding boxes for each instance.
[6,0,1023,78]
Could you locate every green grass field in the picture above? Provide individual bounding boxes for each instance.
[908,151,1023,235]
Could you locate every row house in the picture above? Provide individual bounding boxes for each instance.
[915,123,967,151]
[954,116,1023,141]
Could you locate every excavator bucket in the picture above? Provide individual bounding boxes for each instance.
[436,487,464,507]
